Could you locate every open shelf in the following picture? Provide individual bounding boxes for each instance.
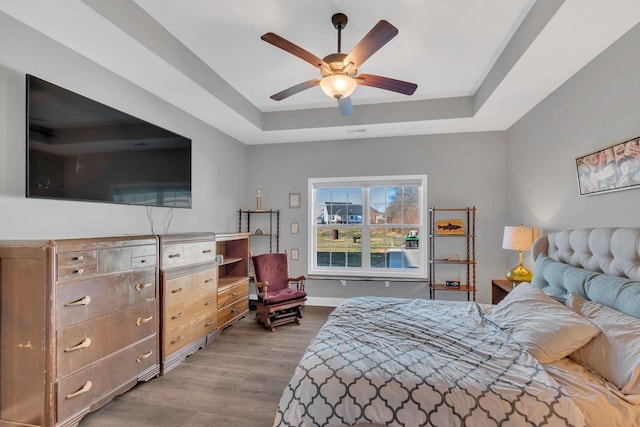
[238,209,280,253]
[218,275,248,290]
[219,257,243,267]
[216,232,250,331]
[429,207,477,301]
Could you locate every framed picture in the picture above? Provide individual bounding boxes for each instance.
[576,135,640,195]
[435,219,465,235]
[289,191,301,209]
[290,248,299,260]
[291,221,299,234]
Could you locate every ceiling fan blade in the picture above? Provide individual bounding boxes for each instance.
[356,74,417,95]
[261,32,329,69]
[344,20,398,68]
[270,79,321,101]
[338,96,353,116]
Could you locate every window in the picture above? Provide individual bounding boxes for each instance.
[308,175,427,279]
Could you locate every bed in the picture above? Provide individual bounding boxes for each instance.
[273,228,640,427]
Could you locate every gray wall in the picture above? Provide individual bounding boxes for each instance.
[247,132,508,304]
[0,12,246,239]
[507,21,640,252]
[3,8,637,306]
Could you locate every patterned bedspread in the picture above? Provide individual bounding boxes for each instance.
[274,297,586,427]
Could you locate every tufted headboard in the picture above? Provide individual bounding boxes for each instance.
[530,228,640,318]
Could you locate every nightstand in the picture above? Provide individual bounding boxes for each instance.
[491,279,513,304]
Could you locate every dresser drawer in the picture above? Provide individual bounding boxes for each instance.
[57,250,98,282]
[161,241,215,269]
[163,311,217,356]
[164,268,216,309]
[217,299,249,328]
[57,300,157,378]
[56,335,157,423]
[56,268,157,328]
[132,254,156,269]
[98,244,158,273]
[217,279,249,309]
[164,292,217,331]
[132,244,157,258]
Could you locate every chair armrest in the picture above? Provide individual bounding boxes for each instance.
[255,280,269,298]
[288,276,306,292]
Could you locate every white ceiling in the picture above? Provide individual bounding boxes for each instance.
[3,0,640,145]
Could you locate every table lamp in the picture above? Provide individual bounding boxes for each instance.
[502,225,534,284]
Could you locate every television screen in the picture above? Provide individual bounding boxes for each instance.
[26,75,192,208]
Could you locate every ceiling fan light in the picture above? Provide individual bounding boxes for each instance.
[320,74,357,99]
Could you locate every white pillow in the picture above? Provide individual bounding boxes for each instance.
[566,292,640,394]
[486,283,601,364]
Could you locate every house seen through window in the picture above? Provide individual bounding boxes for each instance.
[308,175,427,279]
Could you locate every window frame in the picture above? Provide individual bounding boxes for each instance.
[307,175,427,279]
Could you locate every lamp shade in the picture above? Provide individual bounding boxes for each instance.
[502,225,533,252]
[320,74,357,99]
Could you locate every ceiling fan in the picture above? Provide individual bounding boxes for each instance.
[261,13,418,116]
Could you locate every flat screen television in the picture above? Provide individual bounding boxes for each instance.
[26,74,192,208]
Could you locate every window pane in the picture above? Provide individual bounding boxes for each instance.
[401,186,420,224]
[316,228,331,266]
[370,227,421,269]
[347,228,362,267]
[382,186,420,225]
[370,227,390,268]
[315,188,331,224]
[315,187,364,225]
[371,227,406,268]
[316,227,362,268]
[388,186,404,225]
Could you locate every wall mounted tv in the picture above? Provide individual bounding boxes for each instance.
[26,75,192,208]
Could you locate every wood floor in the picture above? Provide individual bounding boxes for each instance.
[79,306,334,427]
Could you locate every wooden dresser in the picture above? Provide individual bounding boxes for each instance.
[0,236,160,427]
[158,233,218,374]
[215,233,250,332]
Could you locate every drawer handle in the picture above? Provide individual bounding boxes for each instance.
[73,269,84,274]
[65,337,91,352]
[65,295,91,307]
[66,381,92,399]
[204,299,214,306]
[205,320,215,327]
[171,312,184,320]
[72,255,84,262]
[136,350,153,363]
[231,306,237,313]
[135,282,152,292]
[171,335,185,344]
[168,253,181,259]
[202,249,213,254]
[171,287,184,294]
[205,278,214,284]
[139,259,147,264]
[232,290,238,297]
[136,315,153,326]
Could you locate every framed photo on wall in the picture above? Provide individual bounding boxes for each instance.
[289,191,301,209]
[576,135,640,195]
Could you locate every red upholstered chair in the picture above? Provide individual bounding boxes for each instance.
[251,253,307,331]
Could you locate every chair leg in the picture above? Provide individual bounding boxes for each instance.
[256,304,304,331]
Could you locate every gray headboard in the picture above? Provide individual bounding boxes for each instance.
[530,228,640,318]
